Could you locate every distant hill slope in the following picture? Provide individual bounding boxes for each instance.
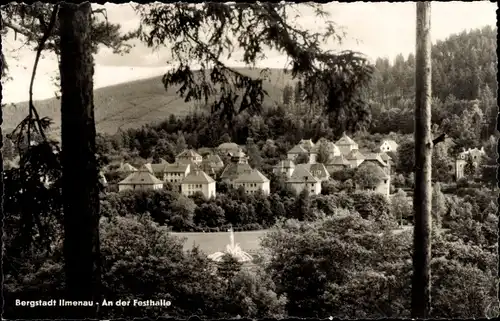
[2,68,295,135]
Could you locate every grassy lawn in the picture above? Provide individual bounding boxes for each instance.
[170,229,272,255]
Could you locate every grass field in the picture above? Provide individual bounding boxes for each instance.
[170,229,272,255]
[170,226,418,256]
[3,67,296,135]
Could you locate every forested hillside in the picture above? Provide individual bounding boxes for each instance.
[367,25,496,140]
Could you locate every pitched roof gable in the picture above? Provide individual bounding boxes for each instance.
[336,133,357,146]
[288,144,308,154]
[118,170,164,185]
[346,149,365,160]
[232,169,270,183]
[287,166,320,183]
[181,170,215,184]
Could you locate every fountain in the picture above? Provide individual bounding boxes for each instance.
[207,228,253,263]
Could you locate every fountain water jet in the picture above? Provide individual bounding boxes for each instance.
[207,227,253,263]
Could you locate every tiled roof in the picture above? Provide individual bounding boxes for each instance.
[297,163,329,179]
[299,139,315,151]
[164,163,190,173]
[181,170,215,184]
[328,155,351,166]
[118,170,164,185]
[379,152,392,162]
[205,154,224,167]
[232,169,270,183]
[286,166,320,183]
[346,149,365,160]
[220,162,252,180]
[177,149,202,159]
[336,133,357,146]
[288,144,308,154]
[363,153,388,167]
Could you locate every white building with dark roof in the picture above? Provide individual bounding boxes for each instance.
[118,165,164,192]
[164,163,191,184]
[336,132,359,155]
[180,170,216,198]
[296,163,330,182]
[286,166,322,195]
[176,149,203,165]
[231,169,270,195]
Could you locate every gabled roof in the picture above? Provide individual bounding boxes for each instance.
[177,149,202,159]
[164,163,190,173]
[297,163,329,179]
[328,155,351,166]
[299,139,315,151]
[220,162,253,180]
[205,154,224,167]
[346,149,365,160]
[312,139,341,154]
[232,169,270,183]
[336,133,357,146]
[275,159,296,169]
[381,139,398,150]
[118,170,164,185]
[363,153,388,167]
[288,144,308,154]
[117,163,137,172]
[379,152,392,162]
[287,166,320,183]
[181,170,215,184]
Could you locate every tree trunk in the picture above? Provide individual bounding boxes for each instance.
[412,2,432,318]
[59,2,101,318]
[0,43,5,316]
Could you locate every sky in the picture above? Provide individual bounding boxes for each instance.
[1,1,497,104]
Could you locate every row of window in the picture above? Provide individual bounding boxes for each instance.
[188,184,203,189]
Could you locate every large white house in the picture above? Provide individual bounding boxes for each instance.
[286,165,322,195]
[164,163,191,184]
[118,165,164,192]
[180,170,216,198]
[231,169,270,195]
[455,147,486,180]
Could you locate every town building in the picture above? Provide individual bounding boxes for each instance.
[335,132,359,155]
[175,149,203,165]
[180,170,216,198]
[220,151,253,183]
[455,147,486,180]
[355,161,390,197]
[231,169,271,195]
[379,139,399,153]
[325,155,351,174]
[273,159,296,178]
[286,165,322,195]
[118,165,165,192]
[163,163,191,184]
[296,163,330,181]
[346,149,365,168]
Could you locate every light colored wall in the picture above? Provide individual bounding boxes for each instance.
[181,182,216,198]
[233,181,270,195]
[287,181,321,195]
[165,170,189,183]
[118,183,163,192]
